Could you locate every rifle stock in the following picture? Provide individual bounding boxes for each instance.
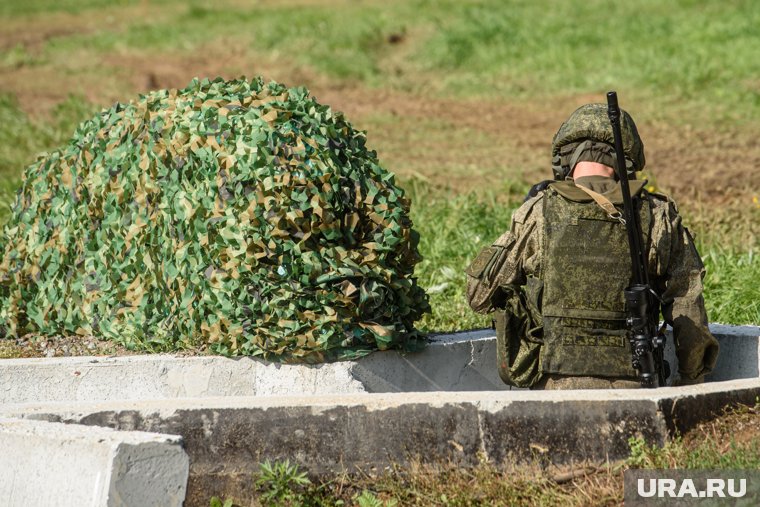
[606,91,668,388]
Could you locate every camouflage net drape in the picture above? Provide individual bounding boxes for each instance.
[0,77,430,361]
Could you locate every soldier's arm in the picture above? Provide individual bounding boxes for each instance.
[654,199,720,382]
[465,195,542,314]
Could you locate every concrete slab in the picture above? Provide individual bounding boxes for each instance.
[705,324,760,381]
[0,329,504,404]
[3,379,759,506]
[0,418,189,507]
[0,324,756,505]
[1,325,756,404]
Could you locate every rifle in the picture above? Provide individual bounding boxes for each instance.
[606,91,669,388]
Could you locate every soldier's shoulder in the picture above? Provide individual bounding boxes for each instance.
[523,179,553,202]
[513,191,545,224]
[644,188,680,213]
[644,189,671,202]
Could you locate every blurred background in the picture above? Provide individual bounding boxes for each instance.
[1,0,758,330]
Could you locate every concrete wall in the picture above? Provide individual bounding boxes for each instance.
[0,418,189,507]
[0,330,505,404]
[1,325,756,506]
[703,324,760,381]
[1,325,756,404]
[4,380,760,506]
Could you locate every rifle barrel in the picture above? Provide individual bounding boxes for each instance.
[606,91,646,285]
[607,91,660,388]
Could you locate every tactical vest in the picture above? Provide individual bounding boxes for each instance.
[539,183,651,378]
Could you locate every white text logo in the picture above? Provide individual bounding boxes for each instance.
[637,478,747,498]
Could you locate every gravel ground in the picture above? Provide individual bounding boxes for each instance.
[1,334,142,359]
[0,332,215,359]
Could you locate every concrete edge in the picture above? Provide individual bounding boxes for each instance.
[427,328,495,343]
[4,377,760,415]
[3,323,754,366]
[2,323,756,404]
[0,417,189,507]
[659,382,760,436]
[0,328,497,367]
[3,378,759,505]
[0,395,667,505]
[710,323,760,337]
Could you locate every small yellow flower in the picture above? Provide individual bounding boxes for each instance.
[646,185,656,193]
[754,195,760,208]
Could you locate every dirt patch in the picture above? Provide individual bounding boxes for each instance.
[0,22,756,209]
[0,332,214,359]
[84,46,565,192]
[0,25,81,53]
[101,49,758,206]
[0,333,135,359]
[0,3,169,52]
[303,87,759,210]
[683,403,760,450]
[0,12,92,53]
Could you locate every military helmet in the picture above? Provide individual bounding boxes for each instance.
[551,103,645,180]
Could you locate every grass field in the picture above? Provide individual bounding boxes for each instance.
[1,0,759,331]
[2,0,759,504]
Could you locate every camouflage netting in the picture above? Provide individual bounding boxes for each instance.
[0,77,430,361]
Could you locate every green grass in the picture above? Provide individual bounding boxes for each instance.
[208,403,760,506]
[702,247,760,325]
[406,182,760,330]
[628,403,760,470]
[417,0,760,117]
[213,456,620,507]
[0,0,757,335]
[0,93,93,224]
[630,435,760,470]
[407,181,518,332]
[0,0,145,17]
[11,0,760,125]
[0,98,756,331]
[45,2,401,82]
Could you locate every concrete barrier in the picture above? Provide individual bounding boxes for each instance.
[705,324,760,381]
[0,324,756,506]
[1,325,756,404]
[3,379,760,505]
[0,418,189,507]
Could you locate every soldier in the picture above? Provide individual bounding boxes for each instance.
[465,103,719,389]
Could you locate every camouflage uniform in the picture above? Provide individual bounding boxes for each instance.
[466,105,719,389]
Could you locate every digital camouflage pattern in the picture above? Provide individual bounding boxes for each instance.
[552,103,645,176]
[466,176,719,384]
[540,183,650,378]
[0,77,430,361]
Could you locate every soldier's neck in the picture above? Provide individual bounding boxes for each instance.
[572,161,615,179]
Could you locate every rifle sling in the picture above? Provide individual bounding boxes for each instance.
[574,182,626,224]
